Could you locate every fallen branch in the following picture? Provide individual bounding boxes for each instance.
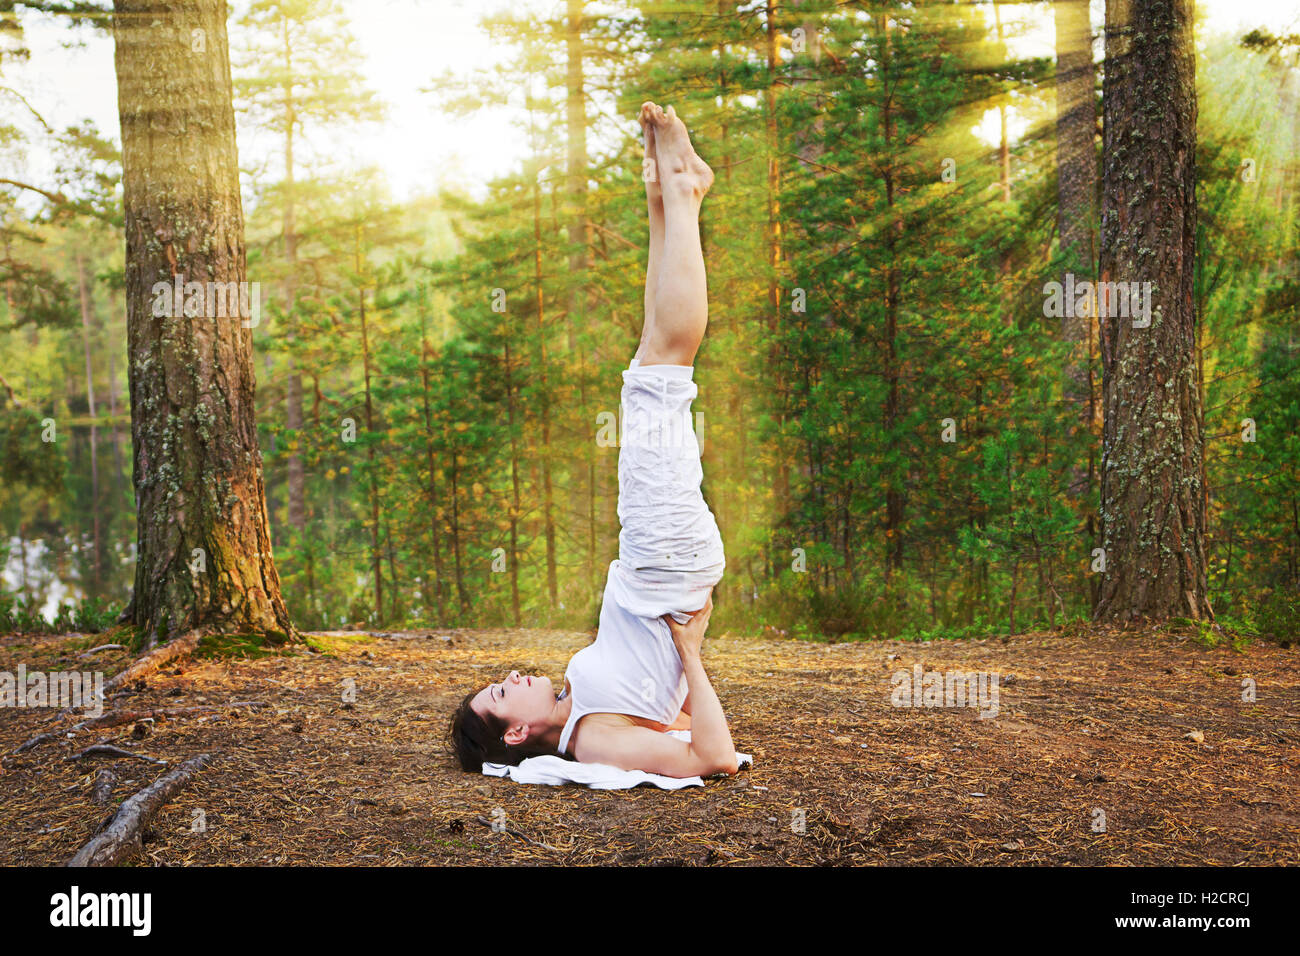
[104,629,205,692]
[67,753,212,867]
[64,745,166,766]
[12,731,67,754]
[78,644,125,658]
[11,701,268,755]
[75,700,269,732]
[474,815,559,851]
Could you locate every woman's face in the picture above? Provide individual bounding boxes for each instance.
[470,670,556,745]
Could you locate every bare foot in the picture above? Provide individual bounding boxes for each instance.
[647,104,713,201]
[639,101,663,204]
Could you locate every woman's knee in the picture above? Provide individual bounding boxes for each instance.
[641,324,704,366]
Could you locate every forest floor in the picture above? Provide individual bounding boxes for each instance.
[1,622,1296,866]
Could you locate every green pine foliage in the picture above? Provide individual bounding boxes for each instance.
[2,2,1295,642]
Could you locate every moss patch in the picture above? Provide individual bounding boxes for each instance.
[194,632,287,660]
[303,631,379,658]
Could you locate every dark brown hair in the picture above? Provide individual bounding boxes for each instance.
[447,688,561,772]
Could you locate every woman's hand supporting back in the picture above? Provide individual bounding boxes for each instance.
[662,592,738,775]
[666,592,712,660]
[569,589,739,778]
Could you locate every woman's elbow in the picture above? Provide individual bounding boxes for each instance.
[687,744,738,777]
[708,754,740,776]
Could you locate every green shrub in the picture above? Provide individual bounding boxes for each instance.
[0,595,123,635]
[1252,589,1300,644]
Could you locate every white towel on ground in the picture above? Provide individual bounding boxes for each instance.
[482,730,752,790]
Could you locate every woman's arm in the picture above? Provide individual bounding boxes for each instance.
[574,595,737,777]
[664,595,736,772]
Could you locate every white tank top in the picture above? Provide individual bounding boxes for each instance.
[557,561,688,756]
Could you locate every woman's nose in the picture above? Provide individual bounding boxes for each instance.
[509,670,521,683]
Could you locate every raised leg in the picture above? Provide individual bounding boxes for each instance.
[638,103,714,368]
[635,102,666,364]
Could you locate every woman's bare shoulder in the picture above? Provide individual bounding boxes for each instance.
[568,712,636,753]
[569,715,712,777]
[570,711,665,753]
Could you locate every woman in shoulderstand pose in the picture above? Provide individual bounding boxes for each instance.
[449,101,740,778]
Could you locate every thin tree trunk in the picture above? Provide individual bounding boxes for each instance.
[504,338,522,627]
[281,15,306,538]
[77,253,102,594]
[765,0,794,555]
[420,316,447,624]
[996,3,1012,205]
[1055,0,1100,514]
[533,166,558,607]
[565,0,598,597]
[995,1,1014,307]
[448,456,468,616]
[764,0,783,330]
[1008,558,1019,635]
[385,520,400,623]
[1055,0,1098,264]
[880,12,906,586]
[356,257,382,624]
[106,321,126,483]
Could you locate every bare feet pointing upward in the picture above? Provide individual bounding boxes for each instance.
[642,102,714,203]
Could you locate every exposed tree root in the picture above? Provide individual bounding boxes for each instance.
[77,701,268,732]
[474,814,561,851]
[104,628,206,692]
[9,701,267,756]
[12,731,66,754]
[64,744,165,765]
[67,753,213,867]
[78,644,125,658]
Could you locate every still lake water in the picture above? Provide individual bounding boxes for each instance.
[1,422,137,621]
[2,420,364,626]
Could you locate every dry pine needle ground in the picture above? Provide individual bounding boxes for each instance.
[0,623,1296,866]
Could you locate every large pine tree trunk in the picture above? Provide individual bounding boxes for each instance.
[1094,0,1212,622]
[113,0,294,644]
